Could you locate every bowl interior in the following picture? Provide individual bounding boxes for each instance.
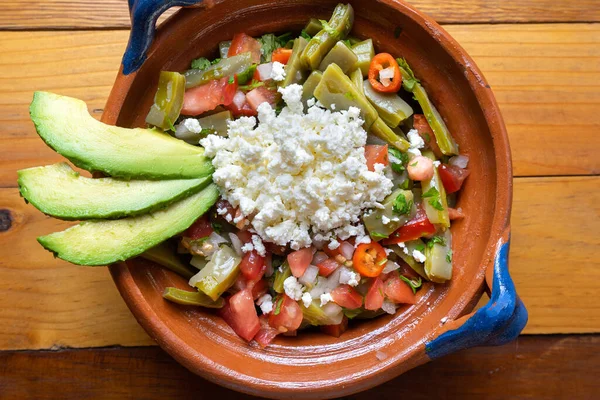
[106,0,510,397]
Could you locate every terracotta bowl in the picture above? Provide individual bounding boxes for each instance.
[104,0,527,398]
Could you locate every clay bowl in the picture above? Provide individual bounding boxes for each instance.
[103,0,524,398]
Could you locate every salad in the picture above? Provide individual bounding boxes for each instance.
[18,3,469,348]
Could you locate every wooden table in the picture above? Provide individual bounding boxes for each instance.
[0,0,599,398]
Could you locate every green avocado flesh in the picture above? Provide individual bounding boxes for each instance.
[37,184,219,266]
[18,163,211,220]
[29,92,214,179]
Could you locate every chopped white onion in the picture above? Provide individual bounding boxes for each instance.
[382,260,400,274]
[322,302,344,325]
[190,255,208,270]
[379,66,395,80]
[299,265,319,287]
[232,90,246,109]
[229,232,243,256]
[449,154,469,169]
[256,63,273,81]
[312,251,329,266]
[381,300,397,315]
[340,241,355,260]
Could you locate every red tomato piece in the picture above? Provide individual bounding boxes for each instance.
[245,86,281,112]
[384,273,416,305]
[364,144,389,171]
[228,33,262,63]
[382,204,436,245]
[240,250,266,282]
[251,278,269,300]
[352,242,388,277]
[316,258,340,278]
[271,48,293,64]
[222,75,238,106]
[264,242,288,256]
[287,247,314,277]
[219,289,261,341]
[268,295,303,333]
[413,114,443,157]
[330,285,363,309]
[364,276,385,310]
[225,91,257,117]
[320,316,349,338]
[185,215,213,240]
[368,53,402,93]
[438,164,470,194]
[254,315,279,348]
[235,230,253,244]
[182,77,229,116]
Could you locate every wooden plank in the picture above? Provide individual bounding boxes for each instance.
[0,0,598,29]
[0,176,597,350]
[1,24,599,186]
[0,336,597,399]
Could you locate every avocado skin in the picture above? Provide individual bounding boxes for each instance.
[29,92,214,180]
[37,184,220,266]
[18,163,212,220]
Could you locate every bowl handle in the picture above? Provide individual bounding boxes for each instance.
[425,226,528,359]
[123,0,204,75]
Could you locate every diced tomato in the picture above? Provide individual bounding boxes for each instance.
[352,242,387,277]
[251,278,269,300]
[254,315,279,347]
[413,114,443,157]
[368,53,402,93]
[320,316,349,338]
[185,215,213,240]
[364,144,389,171]
[382,204,436,245]
[222,75,238,106]
[182,77,231,116]
[364,276,385,310]
[240,250,266,282]
[448,207,465,220]
[252,68,262,82]
[384,273,416,305]
[268,295,303,333]
[245,86,281,112]
[228,33,262,63]
[287,247,313,277]
[271,48,293,64]
[225,90,257,117]
[316,258,340,277]
[438,164,470,194]
[331,285,363,309]
[235,230,253,244]
[323,243,342,258]
[219,289,261,341]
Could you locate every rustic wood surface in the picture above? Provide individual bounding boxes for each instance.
[0,336,598,399]
[0,0,599,398]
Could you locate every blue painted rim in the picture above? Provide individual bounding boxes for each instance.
[426,239,528,359]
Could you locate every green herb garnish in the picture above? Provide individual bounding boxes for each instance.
[427,236,446,249]
[211,221,223,234]
[388,147,408,173]
[190,57,211,70]
[410,161,418,167]
[319,19,340,38]
[392,193,413,215]
[422,187,439,198]
[399,275,422,294]
[258,33,291,62]
[396,57,420,92]
[377,258,388,266]
[371,232,389,240]
[414,243,425,253]
[273,296,284,315]
[238,79,265,91]
[300,29,312,40]
[446,250,453,264]
[236,64,257,85]
[429,198,445,211]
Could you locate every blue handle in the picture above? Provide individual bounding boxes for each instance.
[425,237,528,359]
[123,0,204,75]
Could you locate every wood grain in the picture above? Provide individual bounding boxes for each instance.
[0,336,598,399]
[0,176,597,350]
[0,0,598,29]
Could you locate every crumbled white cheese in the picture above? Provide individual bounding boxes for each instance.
[257,293,273,314]
[301,292,313,308]
[306,97,316,107]
[331,103,336,110]
[270,61,287,81]
[328,239,340,250]
[201,84,393,250]
[225,214,233,222]
[241,242,254,253]
[339,267,360,287]
[398,242,409,255]
[182,118,202,133]
[216,207,228,216]
[320,293,333,306]
[407,128,424,157]
[412,249,426,263]
[283,276,304,301]
[251,234,266,257]
[433,160,441,167]
[384,248,393,255]
[381,215,391,225]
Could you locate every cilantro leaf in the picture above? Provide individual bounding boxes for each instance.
[446,250,453,264]
[258,33,291,62]
[399,275,422,294]
[370,232,389,240]
[190,57,211,70]
[414,243,425,253]
[392,193,413,215]
[429,198,445,211]
[300,29,312,40]
[238,79,264,92]
[427,236,447,249]
[396,57,420,92]
[211,221,223,234]
[422,187,439,198]
[388,147,408,173]
[319,19,340,38]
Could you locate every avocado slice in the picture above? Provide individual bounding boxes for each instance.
[29,92,214,179]
[18,163,211,220]
[37,184,219,266]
